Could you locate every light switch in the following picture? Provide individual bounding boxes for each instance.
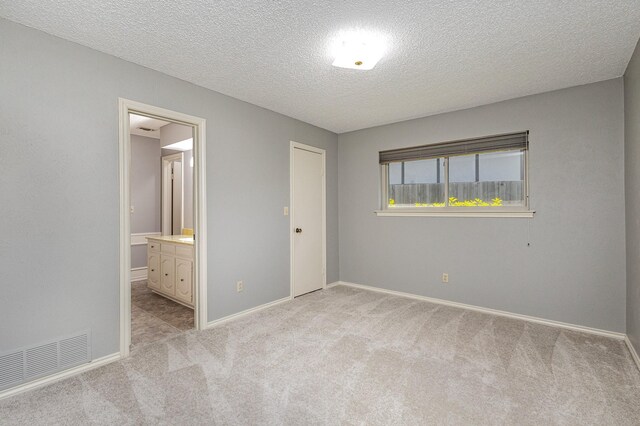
[283,206,289,216]
[130,206,134,214]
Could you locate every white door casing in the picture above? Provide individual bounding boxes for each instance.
[290,142,326,297]
[118,98,207,359]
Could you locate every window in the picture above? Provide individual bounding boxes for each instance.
[378,131,532,217]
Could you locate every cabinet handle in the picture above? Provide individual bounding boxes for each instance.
[151,269,155,272]
[165,273,169,276]
[180,278,184,282]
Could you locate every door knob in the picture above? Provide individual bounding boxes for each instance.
[295,228,302,233]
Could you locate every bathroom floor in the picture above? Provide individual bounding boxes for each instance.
[131,280,194,347]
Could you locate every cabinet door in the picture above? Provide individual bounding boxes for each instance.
[174,258,193,304]
[160,255,176,295]
[147,252,160,290]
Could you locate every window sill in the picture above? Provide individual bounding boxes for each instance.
[374,209,535,218]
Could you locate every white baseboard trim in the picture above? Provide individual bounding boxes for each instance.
[0,352,121,401]
[625,336,640,371]
[207,296,292,329]
[330,281,625,340]
[130,267,147,282]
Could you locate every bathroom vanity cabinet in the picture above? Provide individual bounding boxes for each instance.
[146,235,194,308]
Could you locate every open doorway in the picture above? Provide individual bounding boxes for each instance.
[129,115,195,347]
[119,99,207,357]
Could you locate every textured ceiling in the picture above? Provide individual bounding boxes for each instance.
[2,1,640,133]
[129,114,169,139]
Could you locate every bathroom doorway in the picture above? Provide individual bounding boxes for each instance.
[119,99,207,357]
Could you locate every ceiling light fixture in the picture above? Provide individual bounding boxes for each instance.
[331,30,386,71]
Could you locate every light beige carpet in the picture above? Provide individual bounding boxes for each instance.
[1,285,639,425]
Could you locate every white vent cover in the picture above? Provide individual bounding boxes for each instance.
[25,342,58,379]
[0,351,23,390]
[59,334,90,369]
[0,330,91,391]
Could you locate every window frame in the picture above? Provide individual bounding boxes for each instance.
[377,146,534,218]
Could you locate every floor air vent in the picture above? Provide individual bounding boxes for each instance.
[59,334,90,369]
[0,330,91,391]
[25,342,58,380]
[0,351,23,390]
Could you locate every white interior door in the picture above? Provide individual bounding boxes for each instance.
[292,144,325,297]
[162,153,183,236]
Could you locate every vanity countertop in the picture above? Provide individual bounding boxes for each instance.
[146,235,194,246]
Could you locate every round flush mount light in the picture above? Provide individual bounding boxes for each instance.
[331,29,387,71]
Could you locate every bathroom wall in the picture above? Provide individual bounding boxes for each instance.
[130,134,161,269]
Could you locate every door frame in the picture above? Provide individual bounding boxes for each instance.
[118,98,208,358]
[161,152,184,235]
[289,141,327,298]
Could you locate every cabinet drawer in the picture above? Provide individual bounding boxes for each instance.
[175,245,193,259]
[161,243,176,255]
[148,241,160,252]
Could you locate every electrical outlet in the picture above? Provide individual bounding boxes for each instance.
[442,273,449,283]
[236,280,244,292]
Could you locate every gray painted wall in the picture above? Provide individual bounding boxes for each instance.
[130,134,161,269]
[160,122,192,147]
[131,246,147,270]
[131,135,161,234]
[0,19,338,359]
[625,39,640,352]
[338,79,626,332]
